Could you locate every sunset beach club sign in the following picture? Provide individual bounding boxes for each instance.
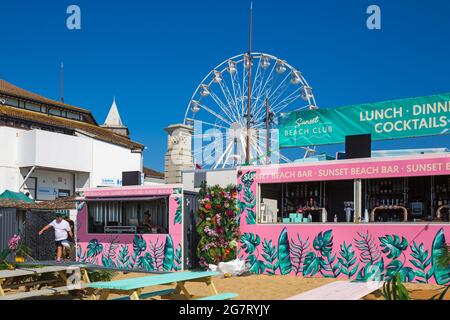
[279,92,450,147]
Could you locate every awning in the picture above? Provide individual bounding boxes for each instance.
[80,196,167,202]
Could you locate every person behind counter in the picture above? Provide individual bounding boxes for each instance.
[142,211,167,234]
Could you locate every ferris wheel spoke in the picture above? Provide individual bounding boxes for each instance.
[213,141,234,169]
[270,87,303,113]
[207,88,240,124]
[255,62,276,102]
[217,80,241,123]
[198,103,233,126]
[192,120,230,131]
[229,70,244,123]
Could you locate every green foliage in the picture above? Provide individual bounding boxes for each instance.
[133,235,147,256]
[138,252,155,271]
[312,230,340,278]
[238,171,257,225]
[431,228,450,285]
[246,254,267,274]
[303,252,320,276]
[174,244,183,271]
[174,196,183,225]
[290,234,310,275]
[149,238,165,270]
[337,242,359,279]
[409,242,432,283]
[379,235,408,259]
[86,239,103,263]
[241,233,260,254]
[431,285,450,300]
[196,184,240,267]
[261,239,277,275]
[117,245,131,269]
[354,231,381,264]
[382,273,410,300]
[356,258,384,282]
[277,228,292,275]
[87,269,116,282]
[101,236,119,269]
[163,235,175,271]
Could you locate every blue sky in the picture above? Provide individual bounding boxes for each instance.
[1,0,449,171]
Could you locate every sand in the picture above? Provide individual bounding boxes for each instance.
[108,272,338,300]
[3,271,449,300]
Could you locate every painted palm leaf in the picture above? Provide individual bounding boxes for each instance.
[163,235,175,271]
[431,228,450,285]
[277,228,292,275]
[241,233,261,254]
[379,235,408,259]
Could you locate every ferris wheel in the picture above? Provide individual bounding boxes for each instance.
[184,52,318,169]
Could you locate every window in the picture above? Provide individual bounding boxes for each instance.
[25,102,41,112]
[48,108,61,116]
[87,198,169,234]
[3,97,19,107]
[66,112,81,120]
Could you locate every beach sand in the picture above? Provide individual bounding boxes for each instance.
[3,271,449,300]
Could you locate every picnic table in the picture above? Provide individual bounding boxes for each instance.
[89,271,237,301]
[0,265,90,299]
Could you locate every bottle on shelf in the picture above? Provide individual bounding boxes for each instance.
[334,214,338,223]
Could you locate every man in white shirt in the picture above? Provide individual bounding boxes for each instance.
[38,213,73,261]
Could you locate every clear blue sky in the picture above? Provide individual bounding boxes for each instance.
[1,0,449,171]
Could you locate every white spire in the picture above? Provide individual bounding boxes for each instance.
[103,96,124,127]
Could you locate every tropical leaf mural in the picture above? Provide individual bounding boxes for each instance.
[337,242,359,279]
[261,239,277,275]
[290,234,310,275]
[277,228,292,275]
[101,236,119,269]
[431,228,450,285]
[117,244,131,269]
[150,237,165,270]
[241,233,260,254]
[138,252,154,271]
[174,196,182,225]
[379,235,408,259]
[238,171,257,225]
[354,231,381,264]
[409,242,432,283]
[163,235,175,271]
[174,243,183,271]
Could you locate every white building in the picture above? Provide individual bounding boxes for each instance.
[0,79,144,200]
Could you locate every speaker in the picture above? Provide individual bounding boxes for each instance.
[345,134,371,159]
[122,171,141,186]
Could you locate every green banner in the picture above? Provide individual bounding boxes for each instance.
[279,93,450,147]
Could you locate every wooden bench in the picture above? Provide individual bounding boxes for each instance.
[286,281,384,300]
[111,288,176,300]
[195,293,238,300]
[0,283,90,300]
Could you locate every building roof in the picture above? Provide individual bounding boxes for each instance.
[0,196,75,210]
[0,104,144,150]
[0,79,96,124]
[103,97,125,128]
[143,167,164,179]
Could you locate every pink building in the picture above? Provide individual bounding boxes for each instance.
[76,185,185,272]
[237,152,450,284]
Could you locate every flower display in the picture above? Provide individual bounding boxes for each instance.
[196,183,240,267]
[9,235,21,251]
